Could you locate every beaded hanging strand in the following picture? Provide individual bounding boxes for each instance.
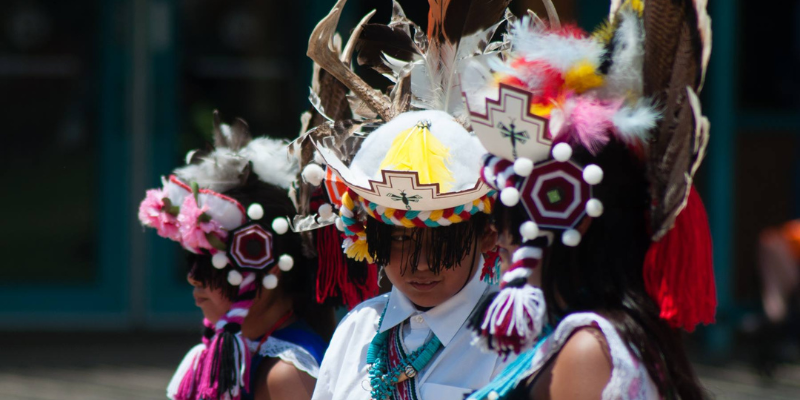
[366,304,443,400]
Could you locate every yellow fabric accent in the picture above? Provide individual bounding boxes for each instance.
[428,209,444,222]
[564,61,604,93]
[379,121,454,192]
[341,191,355,211]
[345,235,373,263]
[400,216,416,228]
[448,215,463,224]
[529,102,554,117]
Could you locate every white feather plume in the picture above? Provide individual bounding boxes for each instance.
[241,137,299,189]
[174,148,247,193]
[509,17,604,73]
[612,100,660,144]
[175,137,298,194]
[461,55,501,113]
[597,7,645,99]
[389,19,509,119]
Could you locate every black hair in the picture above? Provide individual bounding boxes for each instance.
[186,172,335,339]
[366,212,490,275]
[493,139,706,399]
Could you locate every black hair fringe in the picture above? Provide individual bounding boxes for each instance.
[365,213,489,275]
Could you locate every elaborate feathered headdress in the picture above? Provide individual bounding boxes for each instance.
[464,0,715,357]
[293,0,515,275]
[139,112,305,400]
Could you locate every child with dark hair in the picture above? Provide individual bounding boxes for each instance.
[462,1,715,399]
[138,114,341,400]
[298,1,515,399]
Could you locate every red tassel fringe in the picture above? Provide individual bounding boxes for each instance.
[315,224,378,309]
[644,186,716,332]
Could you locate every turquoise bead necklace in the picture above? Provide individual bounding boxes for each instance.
[366,305,443,400]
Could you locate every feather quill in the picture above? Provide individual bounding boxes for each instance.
[644,0,711,238]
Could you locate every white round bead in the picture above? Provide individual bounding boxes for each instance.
[278,254,294,271]
[247,203,264,220]
[488,391,499,400]
[552,142,573,162]
[513,157,534,177]
[301,164,325,186]
[519,221,540,241]
[586,198,604,218]
[334,216,345,232]
[500,187,520,207]
[262,274,278,290]
[227,270,243,286]
[318,203,334,219]
[211,252,229,269]
[583,164,604,185]
[271,217,290,235]
[562,229,582,247]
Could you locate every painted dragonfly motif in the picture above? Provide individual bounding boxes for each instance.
[387,190,422,210]
[497,119,529,159]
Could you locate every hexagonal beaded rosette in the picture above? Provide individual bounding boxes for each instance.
[228,223,275,270]
[520,160,591,231]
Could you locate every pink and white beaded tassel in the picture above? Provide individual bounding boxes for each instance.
[177,271,257,400]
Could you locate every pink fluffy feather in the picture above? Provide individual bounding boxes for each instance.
[555,96,621,154]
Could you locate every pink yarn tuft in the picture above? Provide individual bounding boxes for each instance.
[174,319,216,400]
[556,97,621,155]
[194,272,258,400]
[138,189,181,241]
[178,195,227,252]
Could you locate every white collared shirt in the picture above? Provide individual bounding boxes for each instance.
[312,271,511,400]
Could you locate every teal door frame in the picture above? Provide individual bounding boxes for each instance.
[0,0,202,330]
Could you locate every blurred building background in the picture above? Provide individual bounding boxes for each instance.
[1,0,800,398]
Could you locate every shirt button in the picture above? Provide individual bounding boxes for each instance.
[414,316,424,323]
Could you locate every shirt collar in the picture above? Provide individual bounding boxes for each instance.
[379,268,488,347]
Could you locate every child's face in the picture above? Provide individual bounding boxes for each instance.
[383,226,492,308]
[187,275,232,323]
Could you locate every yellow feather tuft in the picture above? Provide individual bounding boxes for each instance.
[592,19,617,44]
[628,0,644,15]
[530,102,554,118]
[564,61,604,93]
[379,120,454,192]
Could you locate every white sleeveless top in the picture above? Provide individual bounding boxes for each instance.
[522,312,660,400]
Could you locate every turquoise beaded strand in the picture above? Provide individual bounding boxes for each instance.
[367,306,443,400]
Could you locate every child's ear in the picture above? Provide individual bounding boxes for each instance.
[479,224,499,254]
